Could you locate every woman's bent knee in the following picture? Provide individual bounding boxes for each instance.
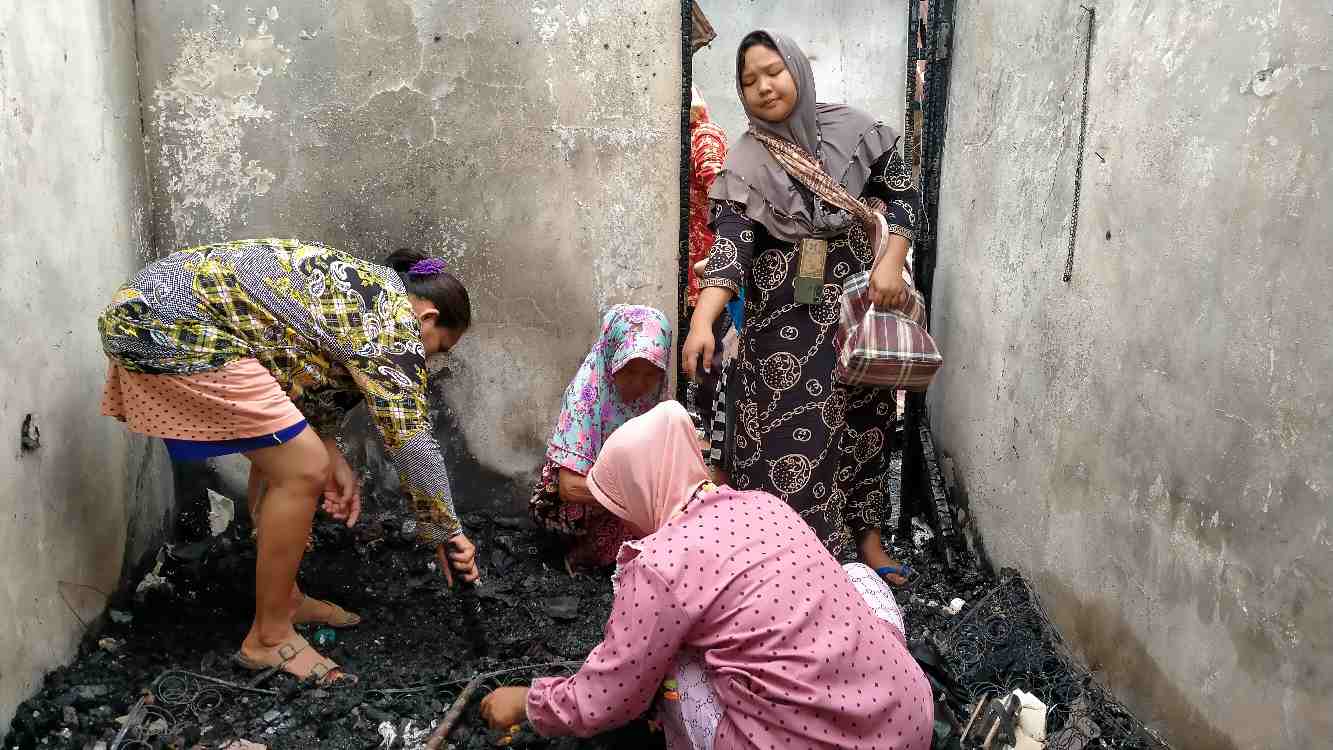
[285,452,331,495]
[248,430,331,497]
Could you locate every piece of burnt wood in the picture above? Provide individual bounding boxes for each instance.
[422,673,486,750]
[691,1,716,53]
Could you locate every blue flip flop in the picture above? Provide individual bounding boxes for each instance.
[876,565,912,586]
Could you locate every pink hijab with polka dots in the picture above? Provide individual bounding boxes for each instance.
[587,401,710,537]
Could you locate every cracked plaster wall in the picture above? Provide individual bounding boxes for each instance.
[0,1,174,735]
[133,0,683,515]
[928,1,1330,747]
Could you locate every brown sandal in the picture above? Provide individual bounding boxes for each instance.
[233,636,357,687]
[294,595,362,628]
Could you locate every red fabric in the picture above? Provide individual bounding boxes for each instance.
[529,459,633,570]
[687,119,728,307]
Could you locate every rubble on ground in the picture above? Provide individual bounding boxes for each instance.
[2,492,656,750]
[889,529,1172,750]
[6,474,1171,750]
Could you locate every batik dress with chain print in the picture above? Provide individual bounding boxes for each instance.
[700,144,922,559]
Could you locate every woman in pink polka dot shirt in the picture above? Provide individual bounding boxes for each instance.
[481,401,933,749]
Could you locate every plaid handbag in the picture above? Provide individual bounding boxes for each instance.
[833,243,942,390]
[750,130,943,391]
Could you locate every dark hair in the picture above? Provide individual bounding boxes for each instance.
[384,248,472,332]
[737,31,779,77]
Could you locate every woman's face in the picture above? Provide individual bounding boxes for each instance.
[614,358,663,403]
[411,296,464,356]
[428,325,464,356]
[741,43,797,123]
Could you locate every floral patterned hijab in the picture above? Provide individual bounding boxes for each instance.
[547,305,672,475]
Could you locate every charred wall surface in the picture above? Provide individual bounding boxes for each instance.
[132,0,684,516]
[0,0,174,734]
[928,2,1330,747]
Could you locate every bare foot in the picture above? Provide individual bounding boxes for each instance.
[859,533,909,587]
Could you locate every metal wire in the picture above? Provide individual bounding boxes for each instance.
[365,659,584,700]
[1064,6,1096,283]
[110,702,179,750]
[934,574,1171,749]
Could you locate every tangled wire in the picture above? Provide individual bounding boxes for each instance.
[110,669,275,749]
[934,575,1170,750]
[108,661,585,750]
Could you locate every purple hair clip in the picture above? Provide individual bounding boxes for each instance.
[408,257,447,278]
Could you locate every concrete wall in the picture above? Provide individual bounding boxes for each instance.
[929,2,1330,748]
[132,0,684,515]
[0,0,174,734]
[692,0,908,143]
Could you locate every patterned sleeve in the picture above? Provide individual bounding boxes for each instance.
[691,127,726,186]
[864,138,923,244]
[700,200,756,298]
[294,388,362,438]
[526,559,687,738]
[344,345,462,544]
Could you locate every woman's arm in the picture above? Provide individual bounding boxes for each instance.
[557,468,597,505]
[864,140,924,308]
[519,561,689,737]
[341,349,478,584]
[685,200,756,380]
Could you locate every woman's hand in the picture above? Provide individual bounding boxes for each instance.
[684,287,731,381]
[868,229,912,310]
[480,686,530,731]
[437,534,479,587]
[557,469,597,505]
[867,259,908,310]
[682,324,716,382]
[321,437,362,527]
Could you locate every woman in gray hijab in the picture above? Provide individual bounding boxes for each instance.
[683,30,923,584]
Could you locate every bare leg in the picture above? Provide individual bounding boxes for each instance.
[238,428,342,678]
[246,465,266,521]
[249,465,307,617]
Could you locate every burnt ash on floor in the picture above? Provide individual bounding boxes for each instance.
[6,489,1170,750]
[3,493,659,750]
[887,526,1172,750]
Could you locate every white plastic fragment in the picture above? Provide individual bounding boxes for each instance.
[134,551,174,601]
[208,489,236,535]
[943,597,966,615]
[402,719,435,749]
[1013,688,1047,740]
[1001,688,1048,749]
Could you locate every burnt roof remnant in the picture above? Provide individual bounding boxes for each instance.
[690,1,716,54]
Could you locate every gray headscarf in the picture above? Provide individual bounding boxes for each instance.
[709,30,899,244]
